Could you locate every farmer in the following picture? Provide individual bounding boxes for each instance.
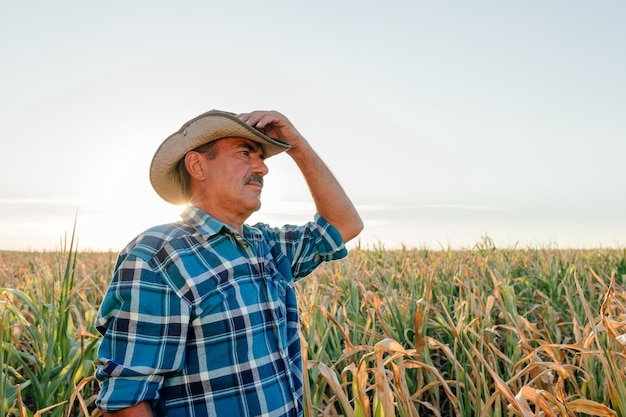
[94,109,363,417]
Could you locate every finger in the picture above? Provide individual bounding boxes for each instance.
[236,112,254,124]
[237,112,290,138]
[237,111,268,128]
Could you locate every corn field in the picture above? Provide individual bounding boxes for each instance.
[2,236,626,416]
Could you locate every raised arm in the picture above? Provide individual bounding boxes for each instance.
[237,111,364,243]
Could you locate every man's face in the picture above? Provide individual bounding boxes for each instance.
[200,137,269,217]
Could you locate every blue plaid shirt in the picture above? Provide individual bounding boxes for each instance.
[95,206,347,416]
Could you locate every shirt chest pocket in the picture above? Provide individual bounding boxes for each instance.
[189,262,288,333]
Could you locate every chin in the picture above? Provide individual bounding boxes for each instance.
[244,200,262,213]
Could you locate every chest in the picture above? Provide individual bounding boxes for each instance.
[158,234,297,332]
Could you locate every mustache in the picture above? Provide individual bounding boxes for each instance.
[244,174,264,186]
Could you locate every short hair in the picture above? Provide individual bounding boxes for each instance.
[171,140,220,201]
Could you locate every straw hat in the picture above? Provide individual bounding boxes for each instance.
[150,109,291,205]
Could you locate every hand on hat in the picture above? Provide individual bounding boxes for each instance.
[237,111,307,153]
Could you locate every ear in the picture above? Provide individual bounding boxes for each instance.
[184,151,205,181]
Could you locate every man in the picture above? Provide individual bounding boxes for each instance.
[95,110,363,417]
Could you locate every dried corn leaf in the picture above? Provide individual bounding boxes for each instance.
[318,306,353,349]
[413,301,425,355]
[518,386,564,417]
[310,360,353,416]
[468,342,534,417]
[569,399,617,416]
[374,343,395,417]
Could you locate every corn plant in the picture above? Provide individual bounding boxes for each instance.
[2,238,626,416]
[299,244,625,416]
[0,228,101,417]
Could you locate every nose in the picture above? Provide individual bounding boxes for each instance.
[253,155,269,176]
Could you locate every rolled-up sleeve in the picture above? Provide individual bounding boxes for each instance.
[95,254,190,411]
[256,214,348,280]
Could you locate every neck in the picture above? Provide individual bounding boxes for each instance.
[192,201,249,235]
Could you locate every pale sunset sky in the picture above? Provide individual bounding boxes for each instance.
[1,1,625,251]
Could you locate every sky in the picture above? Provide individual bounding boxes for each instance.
[1,1,625,251]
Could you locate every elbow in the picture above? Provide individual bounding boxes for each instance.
[341,216,364,244]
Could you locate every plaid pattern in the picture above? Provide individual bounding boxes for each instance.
[95,206,347,417]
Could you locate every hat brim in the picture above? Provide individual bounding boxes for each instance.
[150,110,291,205]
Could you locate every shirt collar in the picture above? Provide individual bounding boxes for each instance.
[180,205,263,240]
